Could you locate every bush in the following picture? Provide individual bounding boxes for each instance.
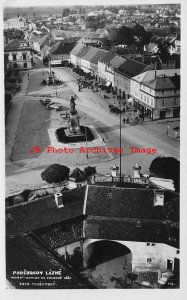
[149,157,180,192]
[41,164,70,184]
[84,166,97,177]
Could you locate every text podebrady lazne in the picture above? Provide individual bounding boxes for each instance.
[12,269,62,276]
[30,146,157,155]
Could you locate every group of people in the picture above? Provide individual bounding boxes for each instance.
[77,79,94,92]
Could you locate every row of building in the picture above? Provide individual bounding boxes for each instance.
[70,42,180,120]
[4,32,180,120]
[4,15,26,30]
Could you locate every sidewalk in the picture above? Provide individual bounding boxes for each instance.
[5,71,31,161]
[5,99,25,161]
[92,88,180,141]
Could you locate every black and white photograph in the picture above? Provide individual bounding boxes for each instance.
[2,0,185,294]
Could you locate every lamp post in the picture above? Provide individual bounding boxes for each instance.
[119,98,122,182]
[84,115,88,159]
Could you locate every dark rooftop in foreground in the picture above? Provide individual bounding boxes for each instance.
[6,234,93,289]
[6,185,179,247]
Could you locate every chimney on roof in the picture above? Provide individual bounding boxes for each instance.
[111,164,119,177]
[154,191,164,206]
[54,193,64,208]
[133,163,141,178]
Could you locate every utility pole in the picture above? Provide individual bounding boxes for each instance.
[119,98,122,182]
[84,115,88,159]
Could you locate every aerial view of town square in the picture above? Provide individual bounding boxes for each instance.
[4,0,181,290]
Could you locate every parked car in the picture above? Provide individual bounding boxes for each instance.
[40,98,52,105]
[47,102,63,111]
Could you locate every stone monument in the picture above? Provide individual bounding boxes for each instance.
[65,97,85,137]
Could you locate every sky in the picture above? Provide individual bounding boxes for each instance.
[2,0,182,8]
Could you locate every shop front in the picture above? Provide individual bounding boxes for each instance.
[133,99,154,121]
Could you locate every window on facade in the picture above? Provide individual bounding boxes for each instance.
[24,62,27,68]
[144,96,146,102]
[12,54,17,61]
[147,258,152,264]
[151,100,153,106]
[162,99,165,106]
[174,89,176,94]
[22,54,26,60]
[174,99,177,105]
[161,89,164,94]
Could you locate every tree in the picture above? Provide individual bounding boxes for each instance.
[41,164,70,184]
[105,6,119,14]
[62,8,70,17]
[84,166,97,177]
[149,157,180,192]
[116,26,134,45]
[6,29,25,41]
[157,41,171,63]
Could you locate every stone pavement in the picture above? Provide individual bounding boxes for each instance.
[5,66,179,195]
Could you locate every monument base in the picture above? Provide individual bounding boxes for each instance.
[64,128,85,137]
[55,126,95,144]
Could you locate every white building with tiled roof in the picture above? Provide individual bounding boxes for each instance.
[4,39,32,70]
[131,69,180,120]
[4,16,25,30]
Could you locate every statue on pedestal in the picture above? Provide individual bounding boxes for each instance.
[70,96,77,115]
[65,96,85,137]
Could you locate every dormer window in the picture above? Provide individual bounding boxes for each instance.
[147,258,152,264]
[154,191,164,206]
[54,193,64,208]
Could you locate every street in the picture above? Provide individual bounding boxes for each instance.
[5,65,179,195]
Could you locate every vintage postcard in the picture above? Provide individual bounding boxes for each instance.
[2,0,186,298]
